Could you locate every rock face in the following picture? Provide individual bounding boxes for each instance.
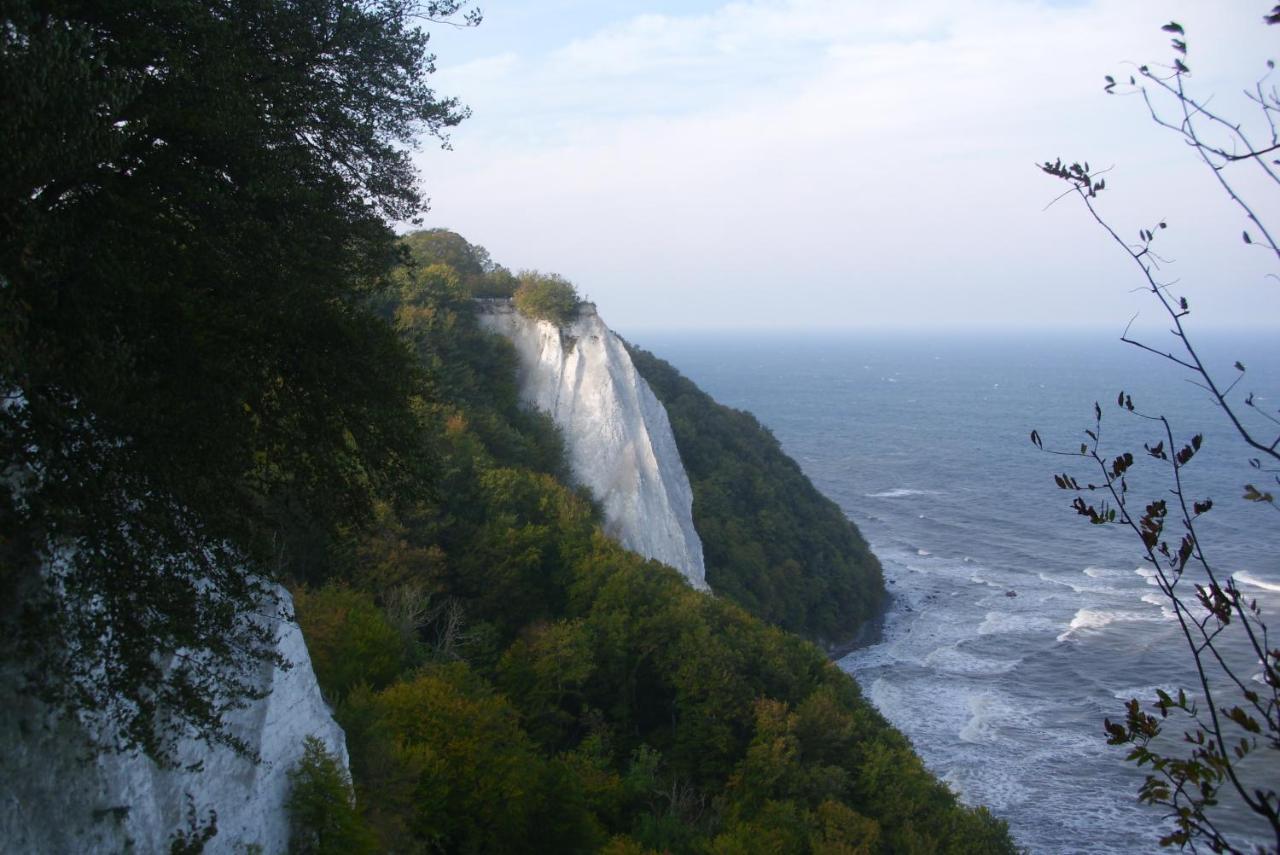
[0,586,345,854]
[478,299,708,590]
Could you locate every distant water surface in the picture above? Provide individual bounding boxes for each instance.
[628,328,1279,854]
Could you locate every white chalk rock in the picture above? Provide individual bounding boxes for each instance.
[0,586,346,854]
[478,299,708,590]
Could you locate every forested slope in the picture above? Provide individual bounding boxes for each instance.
[627,344,884,650]
[281,239,1016,852]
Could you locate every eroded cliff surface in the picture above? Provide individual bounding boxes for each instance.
[477,300,708,590]
[0,586,345,854]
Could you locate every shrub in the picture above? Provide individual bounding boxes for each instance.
[513,271,580,325]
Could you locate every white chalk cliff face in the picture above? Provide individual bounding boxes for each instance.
[478,299,708,590]
[0,586,346,854]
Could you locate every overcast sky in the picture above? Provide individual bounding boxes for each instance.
[411,1,1280,332]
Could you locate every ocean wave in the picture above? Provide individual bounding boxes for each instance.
[923,645,1021,676]
[977,611,1061,636]
[1139,592,1178,620]
[1134,567,1161,588]
[1037,570,1125,597]
[1111,684,1174,702]
[1057,608,1162,643]
[1234,571,1280,593]
[865,487,941,499]
[1083,566,1129,579]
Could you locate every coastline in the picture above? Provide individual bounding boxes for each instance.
[824,588,892,661]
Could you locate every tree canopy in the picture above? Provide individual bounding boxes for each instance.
[0,0,472,756]
[285,235,1017,852]
[627,344,885,648]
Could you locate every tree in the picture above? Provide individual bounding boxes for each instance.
[0,0,475,759]
[1036,9,1280,852]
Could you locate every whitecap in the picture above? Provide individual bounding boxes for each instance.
[1139,592,1177,620]
[1111,684,1174,702]
[923,645,1020,676]
[1234,571,1280,593]
[1057,608,1162,642]
[917,548,931,557]
[977,611,1060,636]
[1037,570,1124,596]
[1134,567,1161,587]
[1083,566,1127,579]
[866,488,940,499]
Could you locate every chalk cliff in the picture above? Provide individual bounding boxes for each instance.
[477,299,708,590]
[0,586,345,854]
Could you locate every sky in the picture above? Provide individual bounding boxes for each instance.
[410,1,1280,332]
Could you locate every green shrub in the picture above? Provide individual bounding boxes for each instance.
[513,271,580,325]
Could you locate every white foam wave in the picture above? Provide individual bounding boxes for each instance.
[1134,567,1161,587]
[959,695,1000,744]
[977,611,1060,636]
[1140,592,1177,619]
[1037,570,1124,596]
[866,488,939,499]
[1234,571,1280,593]
[916,548,931,557]
[1083,566,1127,579]
[1111,685,1174,702]
[923,645,1020,676]
[1057,608,1162,642]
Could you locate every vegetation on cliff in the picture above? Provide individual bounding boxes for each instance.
[627,345,885,648]
[3,0,1012,846]
[282,234,1015,852]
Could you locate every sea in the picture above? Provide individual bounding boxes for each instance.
[627,328,1279,855]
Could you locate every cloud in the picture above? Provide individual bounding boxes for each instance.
[416,0,1280,330]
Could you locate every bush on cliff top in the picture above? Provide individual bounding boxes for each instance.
[514,271,581,325]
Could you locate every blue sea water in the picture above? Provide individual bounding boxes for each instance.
[629,329,1279,854]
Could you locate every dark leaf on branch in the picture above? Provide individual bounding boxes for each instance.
[1244,230,1253,244]
[1174,58,1190,74]
[1193,499,1213,516]
[1161,22,1185,35]
[1030,429,1042,448]
[1244,484,1275,503]
[1235,361,1246,371]
[1172,39,1187,55]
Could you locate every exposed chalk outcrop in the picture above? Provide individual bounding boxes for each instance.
[0,586,345,854]
[478,299,708,590]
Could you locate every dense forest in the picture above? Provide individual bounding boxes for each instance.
[2,3,1014,851]
[287,237,1016,852]
[627,345,885,650]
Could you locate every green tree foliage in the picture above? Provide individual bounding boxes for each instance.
[291,585,407,699]
[627,344,885,648]
[0,0,472,756]
[513,270,582,325]
[287,736,379,855]
[399,227,518,297]
[302,233,1016,852]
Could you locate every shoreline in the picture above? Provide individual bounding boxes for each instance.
[824,588,894,661]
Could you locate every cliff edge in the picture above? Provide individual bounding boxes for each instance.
[476,299,708,590]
